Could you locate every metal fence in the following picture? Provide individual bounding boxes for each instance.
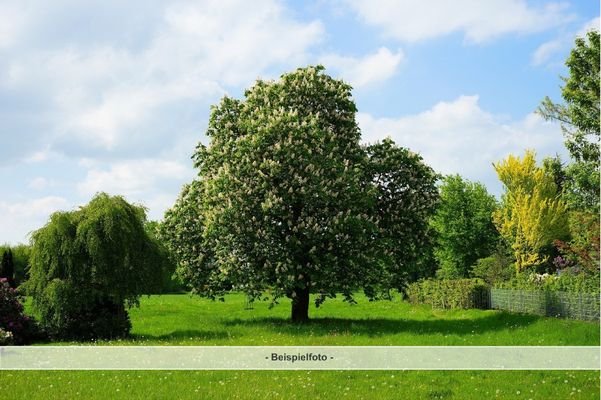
[489,289,600,321]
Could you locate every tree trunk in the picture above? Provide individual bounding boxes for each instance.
[290,287,310,323]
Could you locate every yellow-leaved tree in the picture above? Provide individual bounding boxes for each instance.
[493,150,569,273]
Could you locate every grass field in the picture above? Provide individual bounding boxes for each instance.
[2,293,599,399]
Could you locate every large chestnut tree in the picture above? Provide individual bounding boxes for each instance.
[162,66,438,322]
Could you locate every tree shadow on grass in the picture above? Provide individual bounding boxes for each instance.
[130,329,231,341]
[222,312,541,338]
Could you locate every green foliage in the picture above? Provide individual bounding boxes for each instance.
[0,244,31,288]
[431,175,498,278]
[144,220,182,293]
[538,30,600,210]
[493,150,569,272]
[193,65,374,314]
[0,249,15,287]
[159,180,220,296]
[495,271,600,295]
[471,242,514,285]
[27,193,167,339]
[163,66,439,320]
[554,211,600,274]
[0,278,42,344]
[363,138,439,288]
[406,278,489,309]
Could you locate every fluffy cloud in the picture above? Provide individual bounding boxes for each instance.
[531,39,564,66]
[532,17,600,66]
[77,159,192,197]
[0,0,324,160]
[358,95,567,195]
[346,0,572,43]
[76,158,194,219]
[0,196,70,243]
[319,47,403,88]
[0,0,325,244]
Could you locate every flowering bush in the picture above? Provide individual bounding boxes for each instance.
[0,277,39,344]
[495,271,600,294]
[0,328,13,345]
[554,211,600,274]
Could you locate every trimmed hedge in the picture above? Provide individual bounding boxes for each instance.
[406,278,489,309]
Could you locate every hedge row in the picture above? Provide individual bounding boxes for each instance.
[406,278,489,309]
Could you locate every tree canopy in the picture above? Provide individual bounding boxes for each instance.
[538,30,600,210]
[493,151,569,273]
[162,66,439,321]
[431,175,499,278]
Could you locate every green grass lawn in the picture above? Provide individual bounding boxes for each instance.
[2,293,599,399]
[55,293,600,346]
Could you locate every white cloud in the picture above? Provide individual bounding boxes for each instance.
[0,3,28,49]
[0,196,71,244]
[346,0,572,43]
[532,39,565,66]
[77,159,192,198]
[76,158,194,223]
[1,0,324,156]
[531,39,564,66]
[358,95,566,195]
[320,47,403,88]
[531,17,600,66]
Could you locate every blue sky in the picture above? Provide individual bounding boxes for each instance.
[0,0,599,244]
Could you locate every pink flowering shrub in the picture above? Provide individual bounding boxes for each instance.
[0,278,40,344]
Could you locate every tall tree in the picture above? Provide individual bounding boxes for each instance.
[28,193,167,339]
[538,30,600,210]
[493,151,569,273]
[431,175,499,278]
[0,249,15,288]
[162,66,439,322]
[0,244,31,288]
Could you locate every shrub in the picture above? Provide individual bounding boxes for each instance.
[0,278,40,344]
[471,244,514,285]
[0,327,13,345]
[55,296,131,340]
[495,271,600,294]
[406,278,489,309]
[554,211,600,274]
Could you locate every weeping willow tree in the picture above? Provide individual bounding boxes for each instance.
[27,193,166,339]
